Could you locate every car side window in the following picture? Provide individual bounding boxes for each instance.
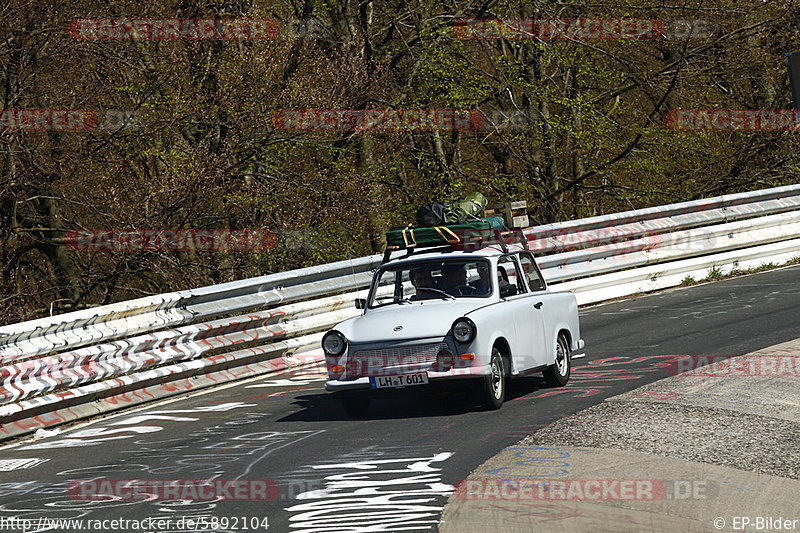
[498,255,526,294]
[518,252,546,291]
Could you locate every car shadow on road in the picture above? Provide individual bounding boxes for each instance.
[276,376,551,422]
[506,375,550,400]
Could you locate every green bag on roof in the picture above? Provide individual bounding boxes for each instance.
[444,192,487,223]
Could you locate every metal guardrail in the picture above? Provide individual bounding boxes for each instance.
[0,256,381,361]
[2,184,800,441]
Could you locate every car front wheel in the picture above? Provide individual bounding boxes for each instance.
[543,332,571,387]
[479,347,506,410]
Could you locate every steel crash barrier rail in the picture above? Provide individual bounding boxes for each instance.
[2,184,800,441]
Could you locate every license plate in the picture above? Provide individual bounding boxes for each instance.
[370,373,429,389]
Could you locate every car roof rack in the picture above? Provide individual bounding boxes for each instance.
[381,227,530,264]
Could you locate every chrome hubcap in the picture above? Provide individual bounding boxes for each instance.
[555,339,568,375]
[491,359,502,398]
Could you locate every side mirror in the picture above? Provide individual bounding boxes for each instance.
[355,298,366,309]
[499,284,518,298]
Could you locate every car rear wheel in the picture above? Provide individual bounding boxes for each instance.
[479,347,505,410]
[543,332,571,387]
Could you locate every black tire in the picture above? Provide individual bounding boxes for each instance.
[479,346,506,410]
[340,396,371,417]
[543,333,571,387]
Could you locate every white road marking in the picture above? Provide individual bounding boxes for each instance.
[0,458,50,471]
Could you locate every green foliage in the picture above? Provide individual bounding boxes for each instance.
[3,0,800,322]
[703,267,725,282]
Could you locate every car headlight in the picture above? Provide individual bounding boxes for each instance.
[322,331,347,356]
[451,318,476,344]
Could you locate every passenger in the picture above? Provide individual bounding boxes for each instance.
[443,264,478,296]
[469,263,492,295]
[497,266,517,296]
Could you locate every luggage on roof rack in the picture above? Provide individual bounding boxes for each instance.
[415,192,489,227]
[382,218,529,263]
[385,217,506,250]
[381,194,532,263]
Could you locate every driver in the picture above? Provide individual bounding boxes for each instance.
[409,267,436,300]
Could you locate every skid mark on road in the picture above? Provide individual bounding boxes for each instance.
[283,446,455,533]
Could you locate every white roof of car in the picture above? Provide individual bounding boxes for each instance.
[385,243,529,267]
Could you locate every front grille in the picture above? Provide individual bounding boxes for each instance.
[349,342,449,377]
[353,342,448,361]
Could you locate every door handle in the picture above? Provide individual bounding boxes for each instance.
[533,302,543,309]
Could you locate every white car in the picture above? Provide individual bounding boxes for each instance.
[322,242,585,415]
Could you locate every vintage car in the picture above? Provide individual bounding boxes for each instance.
[322,241,585,415]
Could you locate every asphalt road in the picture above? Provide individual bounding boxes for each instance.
[1,265,799,533]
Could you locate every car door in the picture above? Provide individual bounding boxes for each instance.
[517,251,555,366]
[497,255,548,372]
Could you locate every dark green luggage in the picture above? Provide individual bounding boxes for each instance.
[385,217,506,250]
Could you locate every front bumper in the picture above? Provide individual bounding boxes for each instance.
[571,338,586,360]
[325,363,492,392]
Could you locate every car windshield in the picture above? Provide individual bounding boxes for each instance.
[368,259,492,308]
